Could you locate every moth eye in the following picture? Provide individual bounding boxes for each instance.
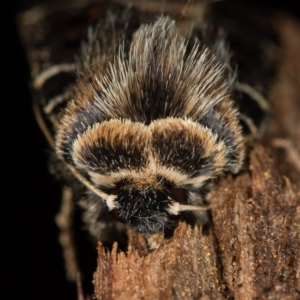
[107,188,119,195]
[169,188,188,204]
[110,209,126,223]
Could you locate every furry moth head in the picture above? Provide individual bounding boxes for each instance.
[56,16,244,235]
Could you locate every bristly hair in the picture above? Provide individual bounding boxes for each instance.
[56,16,244,175]
[90,18,228,122]
[54,14,245,236]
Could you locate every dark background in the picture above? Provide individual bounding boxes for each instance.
[1,1,300,299]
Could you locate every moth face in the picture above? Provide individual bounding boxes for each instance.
[106,182,188,234]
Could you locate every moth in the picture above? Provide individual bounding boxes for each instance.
[18,0,277,280]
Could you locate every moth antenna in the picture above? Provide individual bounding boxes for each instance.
[32,99,55,147]
[168,202,210,215]
[66,163,113,202]
[179,204,210,212]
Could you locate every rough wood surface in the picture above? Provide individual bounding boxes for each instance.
[92,15,300,300]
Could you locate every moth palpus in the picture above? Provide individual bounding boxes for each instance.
[18,0,275,280]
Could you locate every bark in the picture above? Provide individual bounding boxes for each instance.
[93,15,300,300]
